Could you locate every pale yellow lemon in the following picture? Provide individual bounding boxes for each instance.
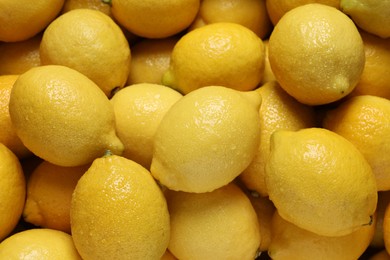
[111,83,183,169]
[0,0,64,42]
[162,22,265,94]
[189,0,273,39]
[23,161,88,233]
[268,3,365,105]
[111,0,200,38]
[167,183,261,260]
[0,144,25,241]
[71,154,170,260]
[9,65,124,167]
[151,86,261,193]
[0,228,81,259]
[265,128,377,236]
[127,37,178,85]
[240,81,316,196]
[323,95,390,191]
[40,9,131,97]
[268,211,376,260]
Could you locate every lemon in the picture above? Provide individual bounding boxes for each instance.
[127,37,178,85]
[268,211,376,260]
[23,161,88,233]
[162,22,265,94]
[268,3,365,105]
[0,0,64,42]
[340,0,390,38]
[62,0,112,17]
[240,81,316,196]
[151,86,261,193]
[260,40,276,85]
[0,143,25,241]
[111,0,200,38]
[71,154,170,260]
[323,95,390,191]
[0,75,31,158]
[0,228,81,259]
[189,0,272,39]
[9,65,124,167]
[167,183,261,260]
[111,83,183,169]
[0,34,41,75]
[265,128,377,237]
[40,9,131,97]
[371,191,390,248]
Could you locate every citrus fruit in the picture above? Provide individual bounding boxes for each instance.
[40,9,131,97]
[268,3,365,105]
[260,40,276,85]
[111,83,183,169]
[0,143,25,241]
[9,65,124,167]
[371,191,390,248]
[265,128,377,236]
[162,22,265,94]
[71,154,170,260]
[167,183,261,260]
[323,95,390,191]
[61,0,112,17]
[151,86,261,193]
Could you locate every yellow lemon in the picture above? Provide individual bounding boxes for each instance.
[265,0,340,25]
[23,161,88,233]
[348,30,390,99]
[371,191,390,248]
[40,9,131,97]
[127,37,178,85]
[240,81,316,196]
[0,34,41,75]
[71,154,170,260]
[189,0,273,39]
[268,3,365,105]
[151,86,261,193]
[61,0,112,17]
[260,40,276,85]
[0,75,31,158]
[268,211,376,260]
[0,228,81,259]
[9,65,124,167]
[111,83,183,169]
[0,0,64,42]
[323,95,390,191]
[340,0,390,38]
[167,183,261,260]
[265,128,377,236]
[0,143,25,241]
[162,22,265,94]
[111,0,200,38]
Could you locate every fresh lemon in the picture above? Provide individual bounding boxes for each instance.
[0,0,64,42]
[71,154,170,260]
[265,0,340,25]
[340,0,390,38]
[0,143,25,241]
[162,22,265,94]
[61,0,112,17]
[23,161,88,233]
[260,40,276,85]
[268,211,376,260]
[40,9,131,97]
[240,81,316,196]
[268,3,365,105]
[9,65,124,167]
[0,34,41,75]
[127,37,178,85]
[323,95,390,191]
[0,228,81,259]
[111,0,200,38]
[189,0,273,39]
[371,191,390,248]
[167,183,261,260]
[0,75,31,158]
[151,86,261,193]
[111,83,183,169]
[265,128,377,236]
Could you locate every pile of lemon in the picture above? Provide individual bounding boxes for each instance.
[0,0,390,259]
